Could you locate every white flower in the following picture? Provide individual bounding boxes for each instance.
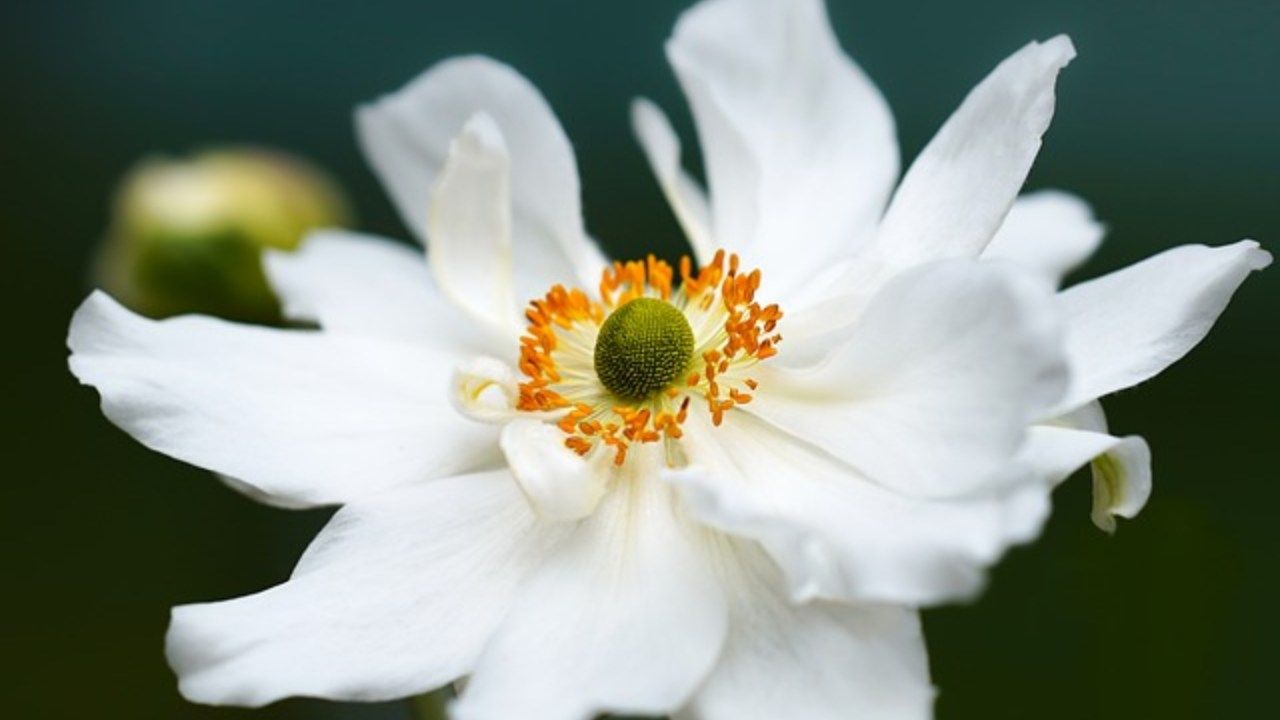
[67,1,1267,718]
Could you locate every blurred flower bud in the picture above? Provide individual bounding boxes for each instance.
[94,147,351,323]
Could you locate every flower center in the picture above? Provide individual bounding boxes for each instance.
[515,251,782,466]
[594,297,695,401]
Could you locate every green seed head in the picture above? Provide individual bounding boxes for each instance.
[594,297,695,401]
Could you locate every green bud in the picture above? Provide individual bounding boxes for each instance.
[94,147,351,323]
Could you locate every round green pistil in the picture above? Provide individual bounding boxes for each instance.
[594,297,695,401]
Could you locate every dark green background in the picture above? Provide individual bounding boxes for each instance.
[3,1,1276,717]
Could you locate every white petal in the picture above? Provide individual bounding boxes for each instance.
[1055,402,1153,533]
[982,190,1105,285]
[678,542,932,720]
[751,259,1068,498]
[783,38,1074,342]
[1012,424,1117,488]
[454,461,728,720]
[873,36,1075,273]
[1004,423,1139,535]
[669,411,1054,606]
[762,269,874,370]
[1053,240,1271,412]
[427,114,520,334]
[631,98,716,263]
[263,230,506,356]
[167,470,563,706]
[499,418,609,521]
[1089,434,1152,533]
[666,0,898,299]
[356,56,606,298]
[451,356,522,423]
[68,292,497,507]
[992,421,1160,543]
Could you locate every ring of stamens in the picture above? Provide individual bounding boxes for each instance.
[516,251,782,466]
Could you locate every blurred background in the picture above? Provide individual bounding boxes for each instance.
[3,0,1276,717]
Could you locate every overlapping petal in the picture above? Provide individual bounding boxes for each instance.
[665,0,898,298]
[454,458,729,720]
[167,471,560,706]
[750,260,1068,498]
[499,418,609,521]
[264,230,506,356]
[872,36,1075,273]
[669,410,1054,606]
[982,190,1105,286]
[68,292,497,507]
[677,542,933,720]
[426,113,521,335]
[356,55,605,300]
[783,35,1077,343]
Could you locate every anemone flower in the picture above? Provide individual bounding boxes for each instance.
[69,0,1266,718]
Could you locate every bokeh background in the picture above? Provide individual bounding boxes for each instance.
[4,0,1276,717]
